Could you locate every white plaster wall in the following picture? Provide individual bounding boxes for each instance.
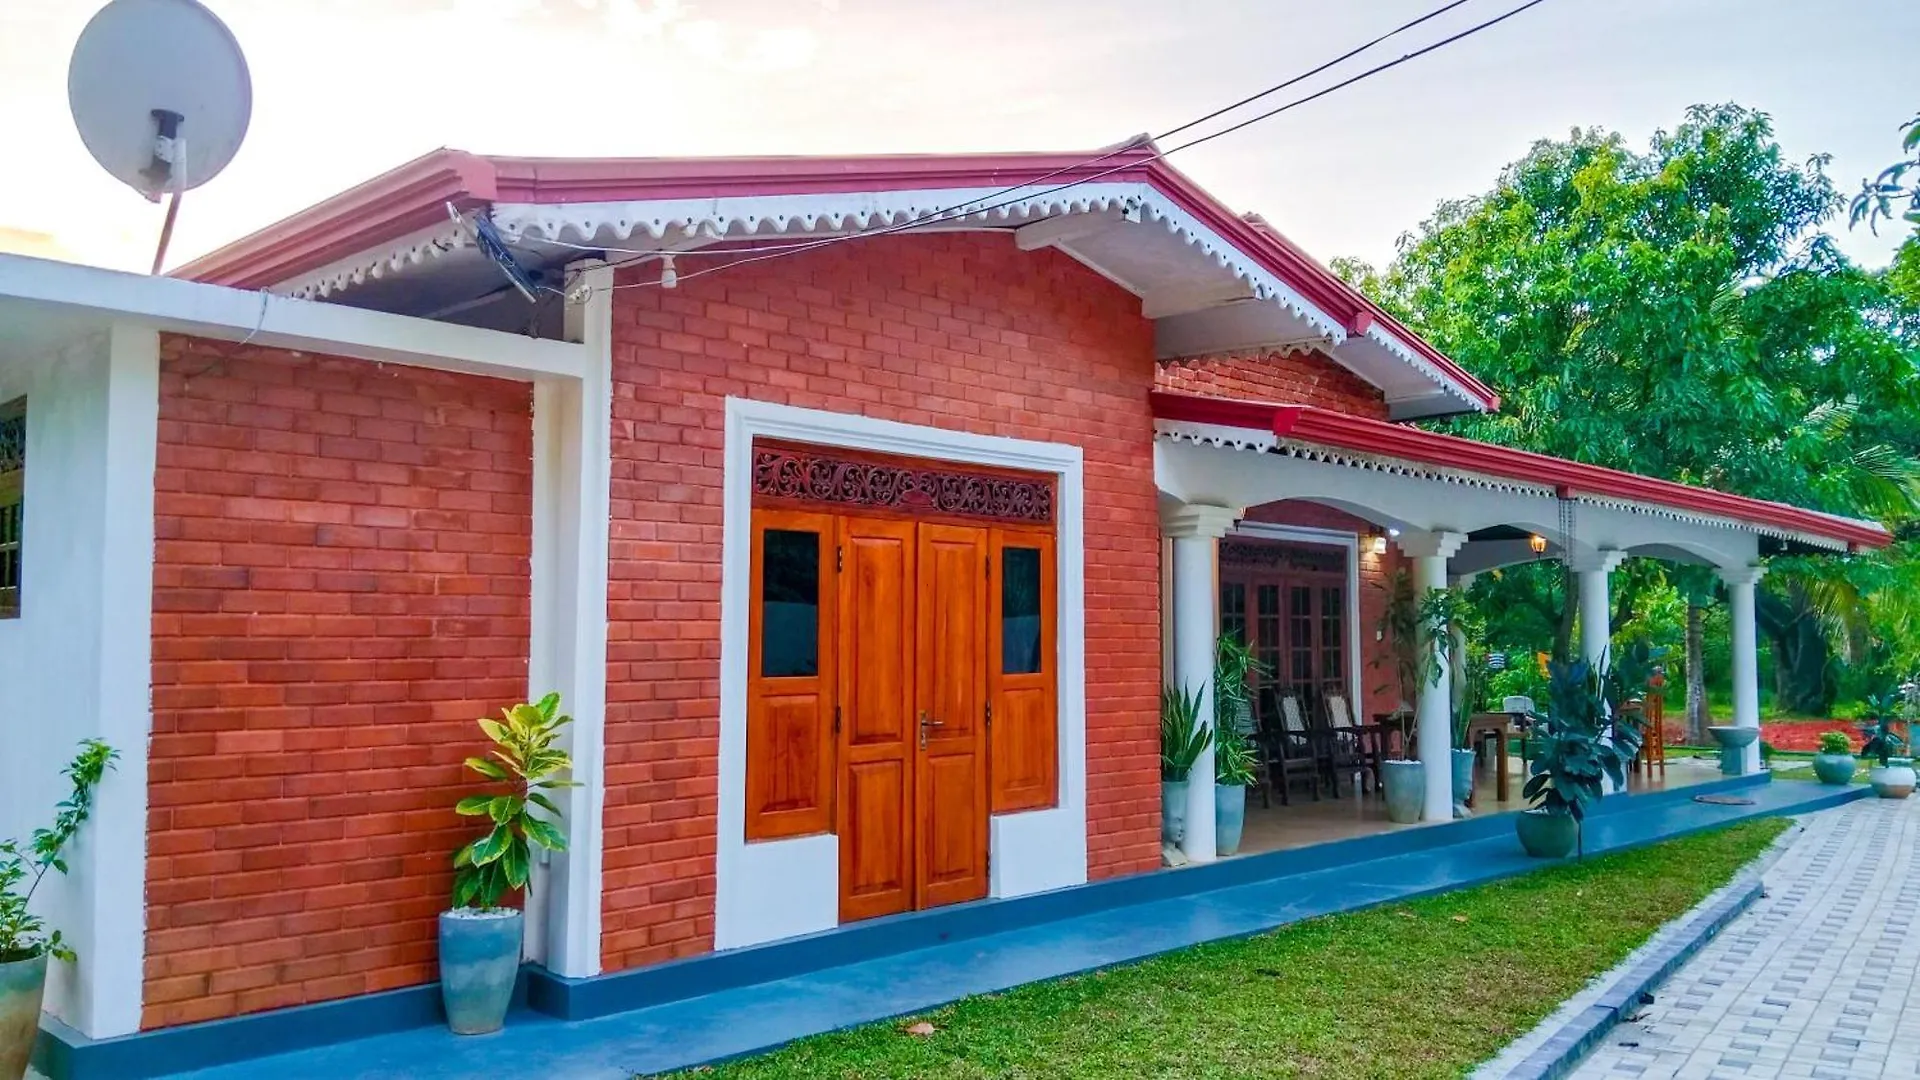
[0,327,156,1038]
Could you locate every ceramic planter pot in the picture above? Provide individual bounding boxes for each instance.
[1707,725,1759,775]
[0,951,48,1080]
[1516,808,1577,858]
[1812,752,1857,786]
[1215,783,1246,856]
[1381,759,1426,824]
[1161,779,1189,844]
[439,908,522,1035]
[1451,748,1477,814]
[1869,759,1916,799]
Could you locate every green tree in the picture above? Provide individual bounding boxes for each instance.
[1344,104,1920,717]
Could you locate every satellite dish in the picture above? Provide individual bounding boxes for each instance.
[67,0,251,271]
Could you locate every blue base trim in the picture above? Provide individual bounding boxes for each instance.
[36,772,1845,1080]
[34,970,527,1080]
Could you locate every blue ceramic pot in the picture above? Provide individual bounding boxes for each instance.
[1811,753,1856,786]
[1161,780,1188,845]
[1516,808,1577,858]
[0,951,48,1080]
[1215,783,1246,856]
[1381,760,1425,824]
[439,909,522,1035]
[1451,748,1477,814]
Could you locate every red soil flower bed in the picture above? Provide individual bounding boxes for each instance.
[1659,718,1858,751]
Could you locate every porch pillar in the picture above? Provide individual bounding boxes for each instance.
[1572,550,1627,792]
[1163,502,1239,864]
[1722,564,1767,774]
[1397,530,1467,823]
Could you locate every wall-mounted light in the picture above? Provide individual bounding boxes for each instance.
[1370,533,1389,556]
[1529,534,1548,555]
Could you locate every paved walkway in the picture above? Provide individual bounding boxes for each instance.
[1575,797,1920,1080]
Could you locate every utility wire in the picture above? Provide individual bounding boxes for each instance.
[585,0,1555,293]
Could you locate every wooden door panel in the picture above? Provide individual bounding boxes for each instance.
[841,759,911,920]
[746,510,835,841]
[836,517,916,921]
[915,524,990,909]
[988,530,1057,813]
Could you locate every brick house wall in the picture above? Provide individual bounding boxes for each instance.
[144,337,533,1027]
[602,233,1163,973]
[1156,348,1390,420]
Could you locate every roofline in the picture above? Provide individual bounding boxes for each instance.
[1150,391,1890,551]
[173,147,1499,410]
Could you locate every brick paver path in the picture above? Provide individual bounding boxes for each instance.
[1574,797,1920,1080]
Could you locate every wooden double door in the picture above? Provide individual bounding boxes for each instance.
[749,505,1056,924]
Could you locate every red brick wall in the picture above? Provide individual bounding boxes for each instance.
[603,233,1163,972]
[1241,502,1405,720]
[145,336,533,1028]
[1156,348,1390,419]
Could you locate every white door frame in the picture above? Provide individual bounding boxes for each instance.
[715,397,1088,950]
[1225,521,1364,717]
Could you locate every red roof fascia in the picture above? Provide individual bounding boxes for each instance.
[174,149,500,288]
[1150,391,1888,550]
[171,145,1498,409]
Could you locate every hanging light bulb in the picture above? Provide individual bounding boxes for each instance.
[1529,534,1548,555]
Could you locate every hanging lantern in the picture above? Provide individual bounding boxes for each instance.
[1528,533,1548,555]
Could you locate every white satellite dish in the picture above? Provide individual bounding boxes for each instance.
[67,0,252,272]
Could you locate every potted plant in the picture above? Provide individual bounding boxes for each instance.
[1859,692,1914,799]
[443,693,577,1035]
[1160,683,1211,845]
[1372,571,1464,824]
[1212,633,1265,856]
[1517,655,1641,858]
[1812,730,1858,785]
[1,740,115,1080]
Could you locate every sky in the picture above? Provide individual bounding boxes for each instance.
[1,0,1916,276]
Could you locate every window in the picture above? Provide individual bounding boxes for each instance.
[0,397,21,620]
[1001,546,1043,675]
[760,528,821,677]
[1321,585,1344,684]
[1219,582,1247,649]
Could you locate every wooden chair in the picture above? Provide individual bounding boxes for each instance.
[1323,691,1374,795]
[1266,690,1325,805]
[1632,692,1667,776]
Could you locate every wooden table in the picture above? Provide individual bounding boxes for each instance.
[1464,713,1513,804]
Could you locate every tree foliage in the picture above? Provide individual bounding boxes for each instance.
[1343,104,1920,715]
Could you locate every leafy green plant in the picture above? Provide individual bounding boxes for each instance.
[1857,691,1909,767]
[1,740,116,962]
[1818,730,1855,755]
[1524,657,1640,856]
[1160,684,1212,783]
[1373,570,1465,721]
[1213,632,1267,787]
[452,693,578,911]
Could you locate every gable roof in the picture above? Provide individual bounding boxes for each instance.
[174,147,1499,419]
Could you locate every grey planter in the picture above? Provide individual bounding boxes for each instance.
[439,909,522,1035]
[1161,780,1189,845]
[1215,783,1246,856]
[1381,760,1426,824]
[1870,759,1916,799]
[0,951,47,1080]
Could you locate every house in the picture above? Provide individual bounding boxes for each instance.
[0,145,1885,1073]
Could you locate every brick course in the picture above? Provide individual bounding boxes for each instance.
[1156,348,1390,418]
[603,233,1163,972]
[145,336,533,1027]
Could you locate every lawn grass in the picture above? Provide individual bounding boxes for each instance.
[656,819,1789,1080]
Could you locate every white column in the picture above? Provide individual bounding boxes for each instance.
[1572,550,1627,792]
[1163,503,1239,863]
[1397,530,1467,823]
[1722,564,1767,774]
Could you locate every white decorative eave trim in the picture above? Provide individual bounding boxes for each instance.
[1155,419,1853,551]
[273,218,475,300]
[1363,322,1484,413]
[490,183,1350,345]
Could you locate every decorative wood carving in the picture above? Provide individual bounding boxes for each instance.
[753,445,1053,525]
[1219,538,1346,574]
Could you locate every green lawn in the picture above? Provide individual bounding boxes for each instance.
[656,820,1789,1080]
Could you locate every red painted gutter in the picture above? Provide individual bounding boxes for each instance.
[172,147,1498,411]
[1150,391,1889,551]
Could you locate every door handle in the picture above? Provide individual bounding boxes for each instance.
[919,711,944,749]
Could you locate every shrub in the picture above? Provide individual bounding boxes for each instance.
[452,694,578,911]
[0,740,117,962]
